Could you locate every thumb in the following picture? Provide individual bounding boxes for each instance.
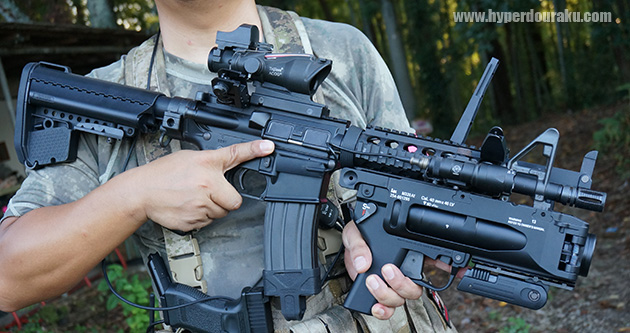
[343,221,373,279]
[214,140,275,171]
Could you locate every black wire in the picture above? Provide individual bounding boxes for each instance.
[146,320,165,333]
[120,31,159,172]
[121,135,138,172]
[100,260,234,313]
[322,243,345,284]
[147,293,158,333]
[147,30,161,90]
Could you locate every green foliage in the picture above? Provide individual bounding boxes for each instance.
[486,312,531,333]
[402,0,455,136]
[593,106,630,180]
[97,264,155,332]
[8,265,154,332]
[13,0,75,24]
[9,304,98,333]
[10,0,630,137]
[499,317,531,333]
[488,310,501,321]
[112,0,158,33]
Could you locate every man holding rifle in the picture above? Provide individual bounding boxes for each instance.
[0,0,456,331]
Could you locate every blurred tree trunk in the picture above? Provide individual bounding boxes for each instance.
[525,29,543,113]
[0,0,31,22]
[612,0,630,82]
[403,0,452,135]
[356,0,376,48]
[87,0,117,28]
[372,8,389,63]
[317,0,334,22]
[345,0,359,28]
[506,23,526,122]
[528,26,551,113]
[488,38,513,122]
[381,0,415,119]
[552,0,569,107]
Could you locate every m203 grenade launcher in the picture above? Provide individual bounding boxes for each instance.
[14,24,605,332]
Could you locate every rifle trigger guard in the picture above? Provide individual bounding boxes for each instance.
[401,250,468,292]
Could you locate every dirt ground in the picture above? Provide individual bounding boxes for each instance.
[436,102,630,333]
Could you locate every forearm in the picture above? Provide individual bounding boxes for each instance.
[0,141,274,312]
[0,171,146,311]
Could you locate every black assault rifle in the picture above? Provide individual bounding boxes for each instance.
[14,25,605,332]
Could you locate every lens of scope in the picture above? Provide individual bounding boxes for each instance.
[579,233,596,277]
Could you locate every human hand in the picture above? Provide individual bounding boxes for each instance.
[123,140,274,231]
[342,220,465,320]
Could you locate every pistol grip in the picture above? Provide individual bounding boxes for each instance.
[343,271,377,314]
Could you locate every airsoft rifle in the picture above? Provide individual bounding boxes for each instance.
[14,25,605,332]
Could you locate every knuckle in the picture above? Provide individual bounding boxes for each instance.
[413,287,424,299]
[209,208,228,219]
[387,276,405,290]
[403,284,423,300]
[227,144,241,167]
[344,232,366,254]
[371,304,394,320]
[377,294,404,308]
[382,291,405,307]
[373,288,398,306]
[392,298,405,307]
[191,198,208,210]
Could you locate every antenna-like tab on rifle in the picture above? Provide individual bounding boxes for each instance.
[450,57,499,145]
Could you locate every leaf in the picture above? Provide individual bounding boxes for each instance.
[106,296,120,311]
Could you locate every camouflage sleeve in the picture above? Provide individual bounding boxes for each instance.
[87,58,127,83]
[0,59,128,223]
[1,135,100,222]
[302,18,413,133]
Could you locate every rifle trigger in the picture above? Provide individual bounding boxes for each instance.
[159,132,172,147]
[401,250,425,280]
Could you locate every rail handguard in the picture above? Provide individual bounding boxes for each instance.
[14,24,605,332]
